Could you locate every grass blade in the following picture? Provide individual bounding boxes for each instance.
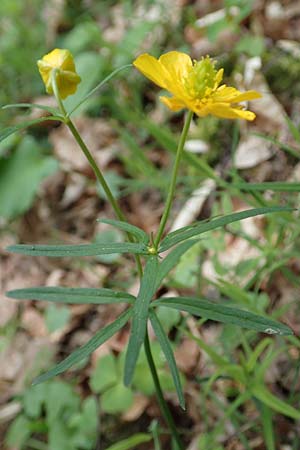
[160,206,294,252]
[251,385,300,420]
[149,310,185,409]
[6,286,135,305]
[7,242,147,257]
[33,308,132,385]
[153,297,293,336]
[124,256,159,386]
[104,433,152,450]
[232,182,300,192]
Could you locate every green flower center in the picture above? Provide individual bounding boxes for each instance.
[184,56,217,99]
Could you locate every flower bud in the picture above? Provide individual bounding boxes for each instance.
[37,49,81,99]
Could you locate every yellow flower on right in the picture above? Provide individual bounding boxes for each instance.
[133,51,261,121]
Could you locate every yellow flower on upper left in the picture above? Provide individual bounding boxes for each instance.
[37,49,81,99]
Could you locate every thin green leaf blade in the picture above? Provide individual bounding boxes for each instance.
[2,103,60,115]
[33,308,132,385]
[98,218,149,244]
[0,116,63,143]
[149,310,185,409]
[104,433,152,450]
[251,385,300,420]
[7,242,147,257]
[233,182,300,192]
[153,297,293,336]
[6,286,135,305]
[155,239,199,289]
[124,256,159,386]
[160,206,294,251]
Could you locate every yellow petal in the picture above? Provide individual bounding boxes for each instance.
[159,95,186,112]
[214,86,261,103]
[204,102,256,120]
[133,53,170,89]
[159,51,192,85]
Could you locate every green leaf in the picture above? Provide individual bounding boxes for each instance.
[149,310,185,409]
[45,304,71,333]
[235,35,265,57]
[0,116,63,143]
[2,102,59,115]
[153,297,293,336]
[0,136,58,219]
[7,241,148,257]
[105,433,152,450]
[90,353,118,393]
[156,306,181,333]
[5,415,32,448]
[98,218,149,244]
[233,182,300,192]
[33,308,132,385]
[155,238,199,289]
[101,382,134,414]
[7,286,135,305]
[160,207,294,252]
[251,385,300,420]
[124,256,159,386]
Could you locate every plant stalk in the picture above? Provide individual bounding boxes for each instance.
[154,110,193,249]
[52,70,183,448]
[144,332,184,450]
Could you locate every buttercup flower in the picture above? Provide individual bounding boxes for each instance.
[37,49,81,99]
[133,51,261,121]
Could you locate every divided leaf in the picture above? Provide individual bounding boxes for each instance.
[98,218,149,244]
[160,206,294,252]
[33,308,132,385]
[155,239,199,289]
[7,286,135,305]
[7,242,147,257]
[153,297,292,336]
[124,256,159,386]
[149,310,185,409]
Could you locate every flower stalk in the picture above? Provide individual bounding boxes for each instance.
[154,110,193,249]
[50,65,184,448]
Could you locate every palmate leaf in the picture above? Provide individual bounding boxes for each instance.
[153,297,292,336]
[98,218,149,244]
[33,308,132,385]
[159,206,294,252]
[0,116,63,143]
[149,310,185,409]
[6,286,135,305]
[124,256,159,386]
[7,242,148,257]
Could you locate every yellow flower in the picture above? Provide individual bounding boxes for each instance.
[37,49,81,99]
[133,51,261,121]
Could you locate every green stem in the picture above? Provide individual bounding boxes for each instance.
[144,332,184,450]
[154,110,193,249]
[51,70,182,447]
[51,71,143,277]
